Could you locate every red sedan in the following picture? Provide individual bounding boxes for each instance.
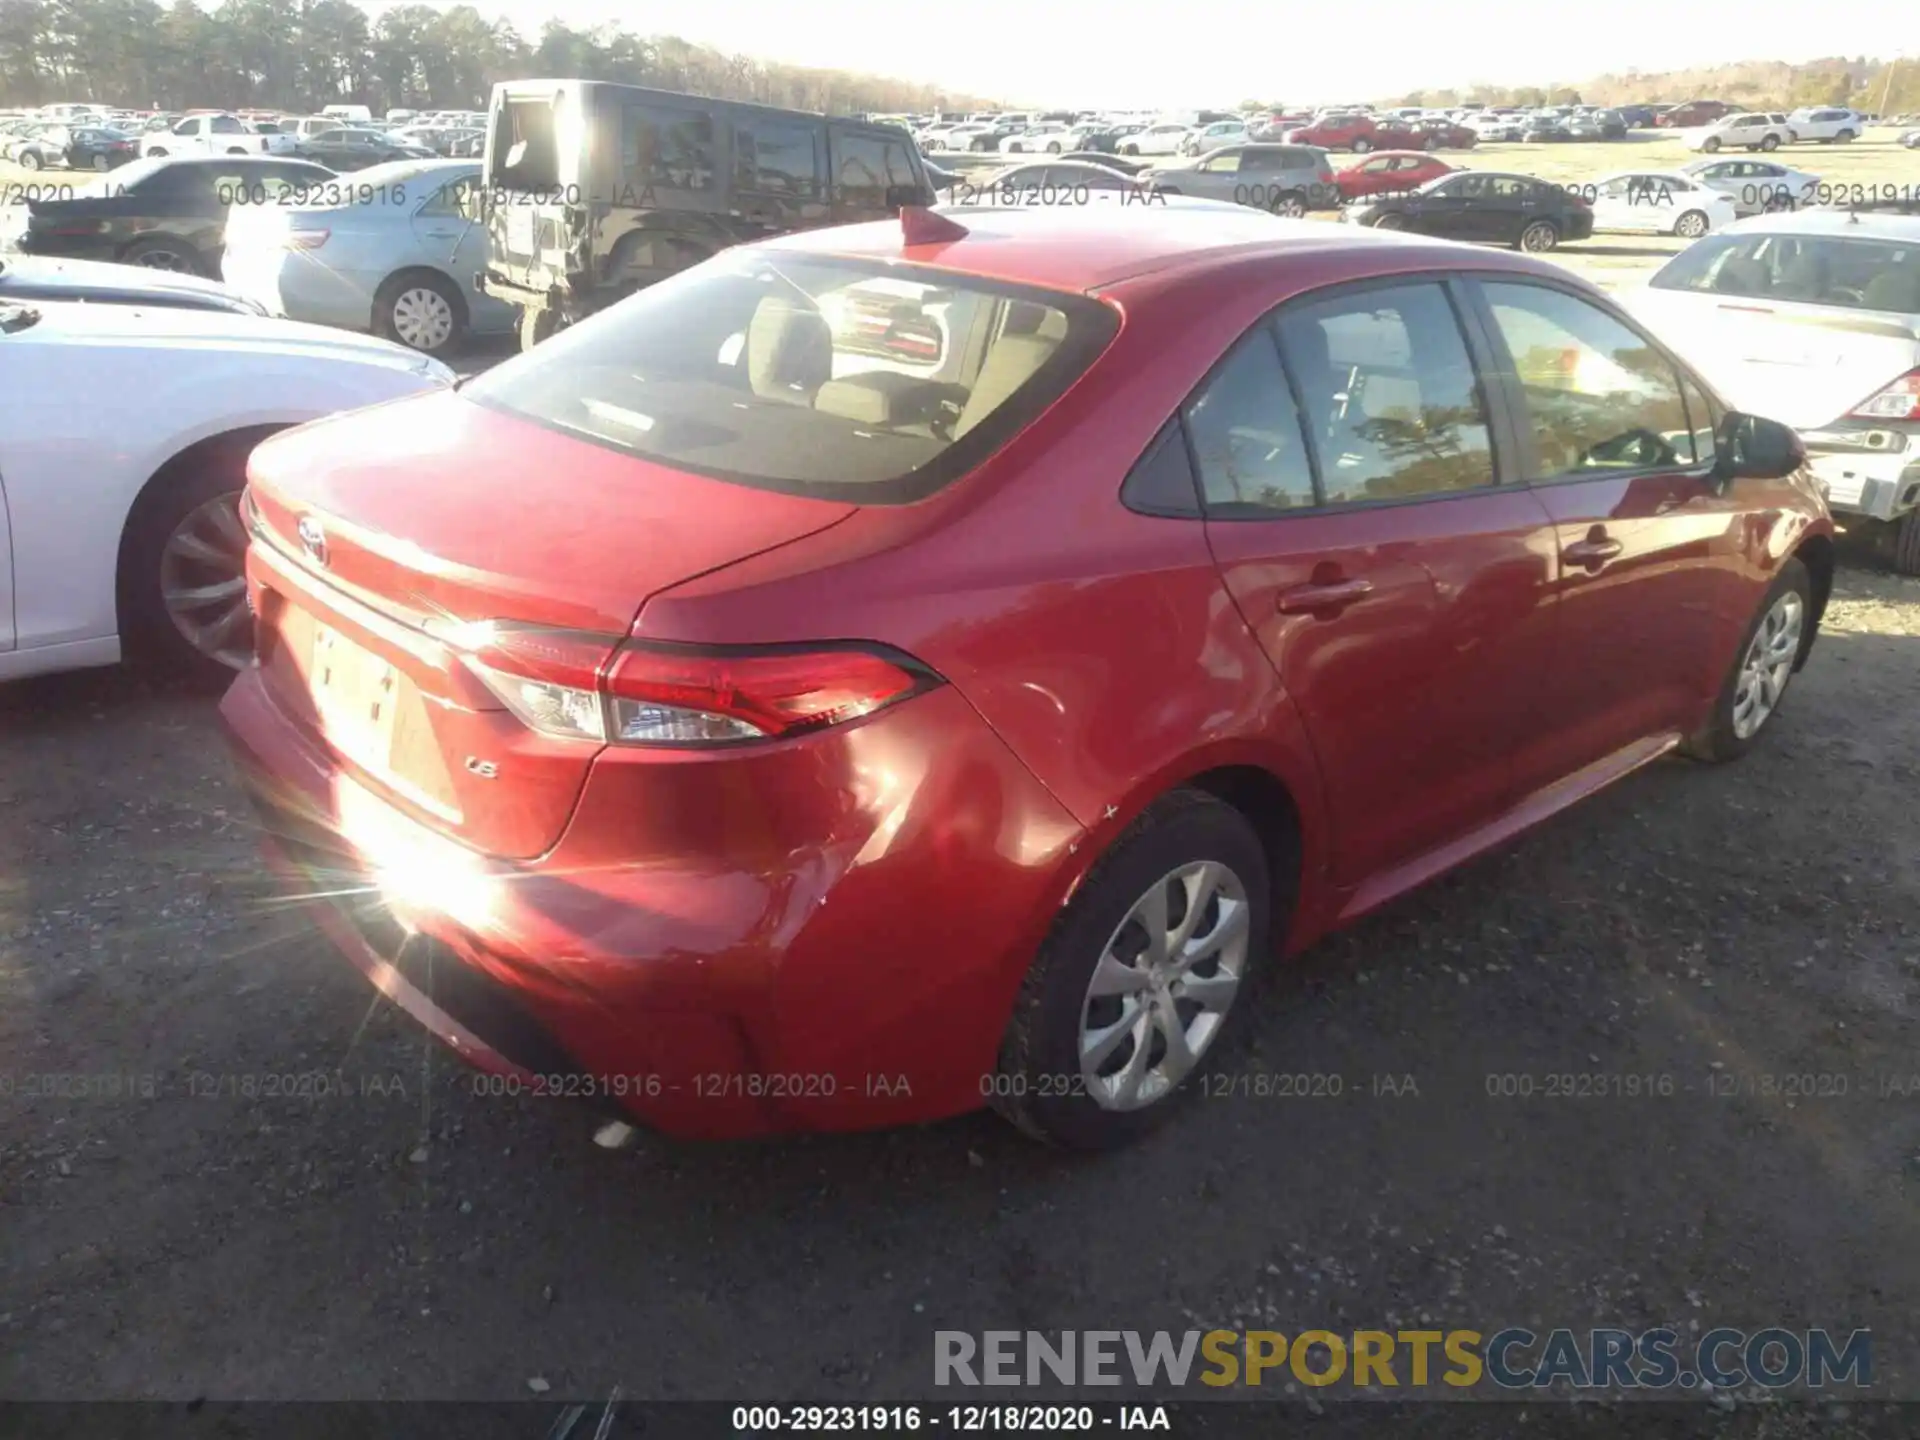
[221,205,1834,1150]
[1334,151,1454,200]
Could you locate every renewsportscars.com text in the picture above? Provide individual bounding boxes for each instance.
[934,1328,1872,1391]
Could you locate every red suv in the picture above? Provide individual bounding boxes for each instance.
[223,206,1834,1150]
[1285,114,1420,152]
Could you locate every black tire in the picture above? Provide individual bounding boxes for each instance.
[1122,143,1139,155]
[1674,209,1710,239]
[1372,212,1408,230]
[120,235,205,275]
[1682,557,1813,763]
[1350,137,1372,154]
[1836,128,1856,143]
[1274,189,1308,218]
[145,146,167,157]
[373,269,467,355]
[1894,511,1920,577]
[19,151,42,171]
[1702,137,1721,153]
[117,433,272,689]
[1760,135,1779,151]
[518,305,562,351]
[991,789,1276,1150]
[1422,134,1439,151]
[226,146,248,155]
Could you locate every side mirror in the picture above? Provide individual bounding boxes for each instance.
[1713,411,1806,484]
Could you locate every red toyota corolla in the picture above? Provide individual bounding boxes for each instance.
[1334,151,1455,201]
[221,205,1833,1150]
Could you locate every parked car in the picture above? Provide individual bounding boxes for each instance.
[142,112,299,158]
[1657,100,1736,129]
[285,127,437,170]
[1061,150,1146,174]
[1285,114,1418,153]
[964,160,1158,202]
[1688,113,1794,153]
[1119,121,1196,156]
[1785,108,1864,144]
[1615,105,1658,130]
[221,159,513,356]
[1411,119,1478,150]
[1140,144,1337,215]
[1587,171,1739,238]
[1178,119,1249,156]
[1625,211,1920,571]
[218,204,1832,1148]
[1522,118,1572,143]
[0,300,453,685]
[1680,158,1822,217]
[1468,113,1526,142]
[1000,122,1074,155]
[1902,127,1920,150]
[0,253,269,314]
[9,123,138,171]
[1332,151,1453,201]
[0,156,340,276]
[479,80,935,349]
[1346,170,1595,251]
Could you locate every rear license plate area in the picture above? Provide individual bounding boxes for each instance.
[311,622,400,770]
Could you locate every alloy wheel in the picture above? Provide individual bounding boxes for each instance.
[93,154,109,171]
[1675,210,1709,238]
[159,490,253,670]
[1520,220,1558,251]
[134,248,193,271]
[1076,860,1251,1111]
[390,285,455,351]
[1731,591,1803,739]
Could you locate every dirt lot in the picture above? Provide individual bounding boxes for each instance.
[3,127,1920,1415]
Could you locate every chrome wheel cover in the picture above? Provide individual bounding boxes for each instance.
[1732,591,1804,739]
[1521,221,1557,251]
[1077,861,1251,1111]
[391,286,455,351]
[160,491,252,669]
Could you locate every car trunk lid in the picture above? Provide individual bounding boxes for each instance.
[242,390,858,858]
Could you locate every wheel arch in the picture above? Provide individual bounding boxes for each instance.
[114,423,287,640]
[1181,764,1306,936]
[1791,531,1834,663]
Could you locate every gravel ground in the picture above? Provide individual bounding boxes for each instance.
[1,538,1916,1409]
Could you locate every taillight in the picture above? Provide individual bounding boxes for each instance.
[444,623,941,748]
[1849,370,1920,422]
[284,229,330,250]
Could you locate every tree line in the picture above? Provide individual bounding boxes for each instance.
[0,0,1006,117]
[1381,56,1920,116]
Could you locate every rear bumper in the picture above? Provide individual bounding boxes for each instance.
[219,662,1087,1140]
[1804,442,1920,520]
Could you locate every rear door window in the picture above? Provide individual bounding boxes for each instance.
[1277,281,1496,504]
[622,102,717,191]
[734,117,822,199]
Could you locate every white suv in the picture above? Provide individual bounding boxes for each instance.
[1624,211,1920,571]
[1786,108,1864,143]
[1687,113,1793,153]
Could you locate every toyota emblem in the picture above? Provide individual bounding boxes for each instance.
[297,515,328,567]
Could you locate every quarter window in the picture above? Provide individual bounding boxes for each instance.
[832,131,917,207]
[1183,329,1316,515]
[1481,281,1696,477]
[1278,282,1495,504]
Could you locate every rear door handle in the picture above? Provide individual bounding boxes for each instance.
[1562,536,1623,568]
[1276,578,1374,615]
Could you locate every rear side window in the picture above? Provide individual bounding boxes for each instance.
[622,103,717,191]
[460,254,1117,504]
[1480,281,1696,478]
[1278,282,1495,504]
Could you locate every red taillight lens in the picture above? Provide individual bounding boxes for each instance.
[606,644,937,746]
[284,228,330,250]
[1849,370,1920,422]
[444,622,940,749]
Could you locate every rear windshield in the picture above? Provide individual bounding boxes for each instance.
[461,253,1118,503]
[1651,231,1920,313]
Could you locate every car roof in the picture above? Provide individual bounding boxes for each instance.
[1718,210,1920,241]
[1344,150,1441,161]
[754,206,1539,293]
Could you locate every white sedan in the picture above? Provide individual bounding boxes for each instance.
[0,301,454,684]
[1588,171,1739,238]
[1681,158,1823,217]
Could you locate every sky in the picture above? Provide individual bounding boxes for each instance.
[365,0,1904,108]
